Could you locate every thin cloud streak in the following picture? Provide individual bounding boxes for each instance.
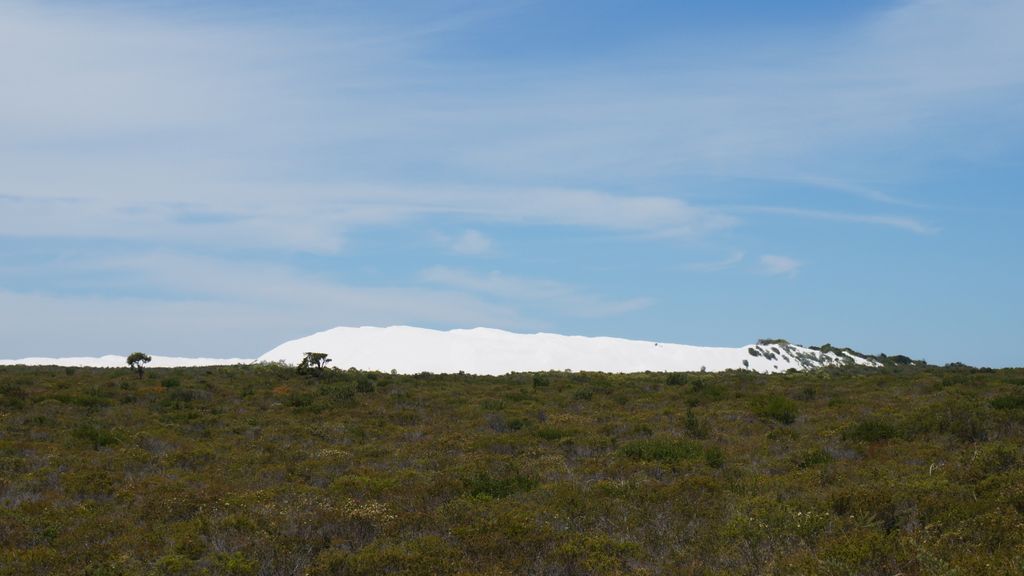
[450,230,493,255]
[783,175,919,207]
[759,255,802,277]
[420,266,652,318]
[730,205,937,235]
[0,185,732,253]
[684,252,746,273]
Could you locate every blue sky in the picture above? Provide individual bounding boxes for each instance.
[1,0,1022,366]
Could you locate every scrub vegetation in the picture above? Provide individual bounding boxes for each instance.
[1,363,1023,575]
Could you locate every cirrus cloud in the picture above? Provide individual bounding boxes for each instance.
[759,255,802,277]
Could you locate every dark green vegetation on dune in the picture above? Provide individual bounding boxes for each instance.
[2,364,1024,575]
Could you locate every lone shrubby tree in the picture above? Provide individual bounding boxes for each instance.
[126,352,152,379]
[298,352,331,377]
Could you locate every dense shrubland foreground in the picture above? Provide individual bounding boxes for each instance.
[2,364,1024,575]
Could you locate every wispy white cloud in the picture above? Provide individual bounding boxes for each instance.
[420,266,652,318]
[454,188,734,236]
[0,251,651,356]
[781,175,916,206]
[0,254,535,357]
[759,255,802,277]
[685,251,746,272]
[0,184,732,253]
[409,0,1024,184]
[6,0,1011,254]
[450,229,493,255]
[732,206,937,235]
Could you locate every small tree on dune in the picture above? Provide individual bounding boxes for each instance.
[126,352,152,379]
[298,352,331,377]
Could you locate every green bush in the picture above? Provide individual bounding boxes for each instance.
[704,445,725,468]
[534,426,574,441]
[991,393,1024,410]
[844,417,897,442]
[154,554,195,576]
[212,552,256,576]
[751,394,798,424]
[72,423,119,450]
[793,447,834,469]
[903,398,992,442]
[310,536,457,576]
[572,388,593,401]
[0,382,27,408]
[666,373,688,386]
[619,437,702,464]
[556,534,640,575]
[684,408,710,439]
[958,442,1020,482]
[320,382,356,402]
[463,470,536,499]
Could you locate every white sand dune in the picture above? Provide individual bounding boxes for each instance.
[0,354,252,368]
[258,326,878,375]
[1,326,878,374]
